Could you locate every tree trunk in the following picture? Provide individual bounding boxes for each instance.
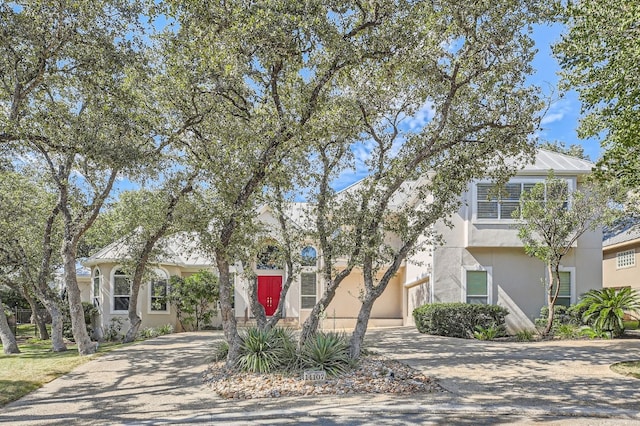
[216,254,242,366]
[62,242,95,355]
[41,297,67,352]
[0,296,20,354]
[349,298,374,360]
[543,262,561,337]
[299,279,342,346]
[21,285,49,340]
[248,275,267,330]
[124,274,142,343]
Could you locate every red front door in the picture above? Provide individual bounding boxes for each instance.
[257,276,282,316]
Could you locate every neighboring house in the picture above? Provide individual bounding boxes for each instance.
[602,222,640,291]
[80,149,603,335]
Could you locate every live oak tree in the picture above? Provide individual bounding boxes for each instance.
[297,0,553,358]
[514,172,613,336]
[158,0,454,364]
[95,176,198,343]
[0,169,66,351]
[0,1,155,355]
[554,1,640,191]
[0,293,19,354]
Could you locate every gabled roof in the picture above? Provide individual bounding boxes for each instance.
[83,231,213,268]
[519,149,594,175]
[603,221,640,248]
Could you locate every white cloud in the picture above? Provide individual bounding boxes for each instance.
[540,112,564,125]
[403,100,436,131]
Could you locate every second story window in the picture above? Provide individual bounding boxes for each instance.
[301,246,317,267]
[257,245,282,270]
[476,180,568,221]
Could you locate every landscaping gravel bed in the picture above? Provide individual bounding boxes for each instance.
[204,355,443,399]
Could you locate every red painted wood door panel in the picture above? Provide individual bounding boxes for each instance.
[257,276,282,316]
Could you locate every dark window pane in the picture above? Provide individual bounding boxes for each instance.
[152,280,167,297]
[114,296,129,311]
[114,275,130,294]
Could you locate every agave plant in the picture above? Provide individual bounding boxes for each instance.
[300,332,351,376]
[236,327,295,373]
[578,288,640,338]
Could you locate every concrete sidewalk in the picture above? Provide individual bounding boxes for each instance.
[2,327,640,424]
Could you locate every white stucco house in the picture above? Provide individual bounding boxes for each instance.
[79,149,603,335]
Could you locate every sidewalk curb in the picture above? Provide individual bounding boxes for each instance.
[167,402,640,424]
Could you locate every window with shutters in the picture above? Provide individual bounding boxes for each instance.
[300,272,317,309]
[552,271,572,307]
[475,179,570,221]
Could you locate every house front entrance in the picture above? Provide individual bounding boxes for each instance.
[257,275,282,316]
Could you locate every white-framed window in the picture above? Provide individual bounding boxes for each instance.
[300,272,317,309]
[616,249,636,269]
[257,245,283,270]
[301,246,317,267]
[92,268,101,307]
[474,178,573,221]
[149,269,170,313]
[549,266,575,307]
[462,266,492,304]
[112,268,131,313]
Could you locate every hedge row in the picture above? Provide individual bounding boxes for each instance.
[412,303,509,338]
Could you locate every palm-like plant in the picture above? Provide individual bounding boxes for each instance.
[578,288,640,338]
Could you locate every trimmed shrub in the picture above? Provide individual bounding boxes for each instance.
[413,303,508,339]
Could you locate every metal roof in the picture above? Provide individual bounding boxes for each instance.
[83,231,213,267]
[603,221,640,248]
[520,149,595,174]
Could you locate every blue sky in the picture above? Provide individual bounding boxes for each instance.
[114,19,598,196]
[330,22,601,191]
[530,23,600,161]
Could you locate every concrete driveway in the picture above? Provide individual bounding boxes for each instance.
[365,327,640,415]
[2,327,640,424]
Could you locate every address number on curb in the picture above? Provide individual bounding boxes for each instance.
[303,370,326,381]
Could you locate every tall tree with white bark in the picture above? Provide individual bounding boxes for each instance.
[0,0,157,355]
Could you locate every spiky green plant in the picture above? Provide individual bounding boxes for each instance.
[578,288,640,338]
[300,332,350,376]
[236,327,294,373]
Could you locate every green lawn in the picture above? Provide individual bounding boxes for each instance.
[611,361,640,379]
[624,320,639,331]
[0,325,123,407]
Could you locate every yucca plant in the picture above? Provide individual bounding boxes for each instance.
[578,288,640,338]
[300,332,351,376]
[237,327,294,373]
